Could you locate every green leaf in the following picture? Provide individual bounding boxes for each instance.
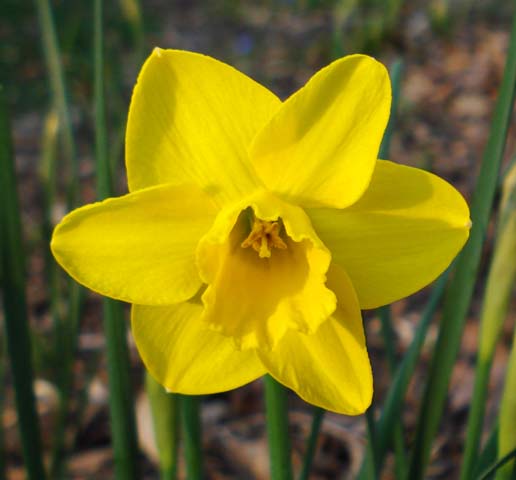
[358,270,449,476]
[407,10,516,479]
[461,160,516,480]
[0,85,47,480]
[478,447,516,480]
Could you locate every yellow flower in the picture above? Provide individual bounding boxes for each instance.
[51,49,470,415]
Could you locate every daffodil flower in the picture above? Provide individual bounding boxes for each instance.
[51,49,470,414]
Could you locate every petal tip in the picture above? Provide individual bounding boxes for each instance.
[152,46,164,58]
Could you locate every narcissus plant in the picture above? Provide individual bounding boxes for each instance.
[51,49,470,414]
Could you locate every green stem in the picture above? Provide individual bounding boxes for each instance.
[103,299,140,479]
[0,85,46,480]
[378,59,403,159]
[118,0,145,63]
[94,1,140,478]
[35,0,84,474]
[358,270,449,478]
[379,306,407,478]
[298,407,324,480]
[462,162,516,480]
[365,408,379,479]
[0,334,7,480]
[372,58,407,478]
[50,282,83,480]
[34,0,78,207]
[474,424,498,479]
[43,111,84,480]
[146,373,180,480]
[181,395,203,480]
[378,306,397,368]
[94,0,111,199]
[265,375,293,480]
[479,447,516,480]
[407,11,516,479]
[496,325,516,480]
[461,360,492,479]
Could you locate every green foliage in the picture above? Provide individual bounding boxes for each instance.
[408,11,516,479]
[146,374,180,480]
[0,85,46,480]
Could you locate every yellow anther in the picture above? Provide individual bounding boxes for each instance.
[241,218,287,258]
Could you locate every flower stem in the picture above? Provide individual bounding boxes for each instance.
[94,1,140,478]
[180,395,203,480]
[265,375,293,480]
[298,407,324,480]
[0,85,47,480]
[362,410,378,480]
[102,299,140,479]
[146,373,180,480]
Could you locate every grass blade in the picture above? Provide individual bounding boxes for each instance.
[94,0,112,199]
[358,270,449,476]
[41,108,83,480]
[34,0,78,206]
[118,0,145,63]
[478,447,516,480]
[34,1,86,475]
[0,85,47,480]
[474,425,498,479]
[298,407,325,480]
[379,59,403,159]
[50,283,83,479]
[461,161,516,479]
[146,373,180,480]
[94,1,140,477]
[407,10,516,479]
[364,408,379,479]
[361,59,406,478]
[0,323,8,480]
[497,322,516,479]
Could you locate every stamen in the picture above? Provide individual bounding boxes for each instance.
[241,217,287,258]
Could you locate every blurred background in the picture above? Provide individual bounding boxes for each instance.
[1,0,516,478]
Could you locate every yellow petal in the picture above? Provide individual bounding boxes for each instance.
[51,183,217,305]
[250,54,391,208]
[132,302,266,394]
[126,49,281,204]
[308,160,471,309]
[259,265,372,415]
[197,190,336,349]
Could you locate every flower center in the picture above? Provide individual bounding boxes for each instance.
[241,217,287,258]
